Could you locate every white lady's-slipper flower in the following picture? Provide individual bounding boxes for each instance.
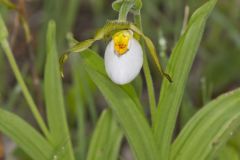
[104,30,143,85]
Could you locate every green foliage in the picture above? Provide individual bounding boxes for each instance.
[171,89,240,160]
[216,145,239,160]
[0,0,240,160]
[70,54,97,160]
[81,49,157,160]
[0,16,75,160]
[0,14,50,138]
[112,0,142,13]
[154,0,217,159]
[87,109,123,160]
[0,109,53,160]
[44,21,75,159]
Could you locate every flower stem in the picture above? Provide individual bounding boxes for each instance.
[118,1,133,21]
[1,39,50,138]
[118,0,157,125]
[134,11,157,126]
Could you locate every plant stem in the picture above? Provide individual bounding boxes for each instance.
[118,1,133,21]
[1,39,50,138]
[134,11,157,126]
[118,0,157,125]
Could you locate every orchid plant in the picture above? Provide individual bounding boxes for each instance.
[0,0,240,160]
[59,19,172,84]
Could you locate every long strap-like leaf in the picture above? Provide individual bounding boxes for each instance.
[153,0,217,159]
[81,50,158,160]
[87,109,123,160]
[0,109,53,160]
[171,88,240,160]
[44,21,75,160]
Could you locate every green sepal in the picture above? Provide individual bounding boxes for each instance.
[59,20,172,82]
[112,0,142,13]
[112,0,124,12]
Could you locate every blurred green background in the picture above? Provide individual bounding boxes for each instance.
[0,0,239,159]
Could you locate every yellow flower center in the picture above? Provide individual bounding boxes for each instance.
[113,30,132,55]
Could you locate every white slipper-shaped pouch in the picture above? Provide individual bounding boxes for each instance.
[104,30,143,85]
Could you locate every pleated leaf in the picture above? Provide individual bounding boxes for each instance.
[0,108,53,160]
[87,109,123,160]
[153,0,217,159]
[214,145,239,160]
[80,49,158,160]
[80,49,144,113]
[171,88,240,160]
[44,21,74,159]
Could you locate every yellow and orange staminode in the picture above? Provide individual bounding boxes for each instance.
[113,30,132,55]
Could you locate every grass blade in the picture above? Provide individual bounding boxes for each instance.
[0,108,53,160]
[153,0,217,159]
[87,109,123,160]
[171,88,240,160]
[44,21,74,160]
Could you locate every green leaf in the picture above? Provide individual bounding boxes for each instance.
[0,108,53,160]
[81,49,144,113]
[0,14,50,137]
[0,14,8,43]
[80,50,158,160]
[153,0,217,159]
[171,88,240,160]
[215,145,239,160]
[71,56,89,160]
[229,130,240,151]
[44,21,74,160]
[87,109,123,160]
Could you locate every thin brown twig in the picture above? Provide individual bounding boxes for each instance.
[10,12,20,46]
[8,0,45,117]
[17,0,44,115]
